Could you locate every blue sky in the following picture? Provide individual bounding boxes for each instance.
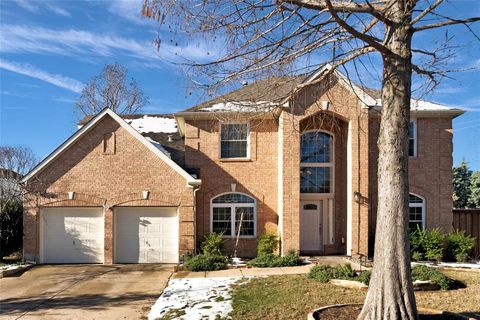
[1,0,479,170]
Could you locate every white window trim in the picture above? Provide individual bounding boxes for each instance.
[409,119,417,157]
[210,192,257,238]
[219,122,250,160]
[300,130,335,197]
[409,192,425,228]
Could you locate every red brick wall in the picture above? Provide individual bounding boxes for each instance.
[368,116,455,252]
[23,115,195,263]
[184,118,279,257]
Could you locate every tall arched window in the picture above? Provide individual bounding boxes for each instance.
[409,193,425,230]
[211,193,256,237]
[300,131,334,194]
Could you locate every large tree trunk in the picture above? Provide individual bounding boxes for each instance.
[358,1,418,319]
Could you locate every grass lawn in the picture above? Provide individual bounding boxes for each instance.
[230,269,480,320]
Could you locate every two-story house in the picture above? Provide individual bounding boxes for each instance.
[21,65,463,264]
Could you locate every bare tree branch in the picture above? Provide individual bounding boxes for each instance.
[279,0,384,13]
[414,16,480,32]
[411,0,444,25]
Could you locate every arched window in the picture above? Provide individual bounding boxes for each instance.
[211,193,256,237]
[300,131,334,194]
[409,193,425,230]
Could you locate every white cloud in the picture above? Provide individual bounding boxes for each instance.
[108,0,153,25]
[14,1,70,17]
[0,60,84,93]
[14,0,39,13]
[46,3,70,17]
[0,24,216,64]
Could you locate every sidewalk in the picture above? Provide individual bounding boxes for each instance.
[173,256,352,279]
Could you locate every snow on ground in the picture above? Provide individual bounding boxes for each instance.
[0,264,28,272]
[125,115,177,133]
[148,276,244,320]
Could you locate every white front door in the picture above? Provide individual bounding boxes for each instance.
[115,207,179,263]
[300,201,323,252]
[41,207,104,264]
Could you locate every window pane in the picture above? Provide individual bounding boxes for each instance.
[221,141,247,158]
[235,207,255,236]
[409,122,415,156]
[300,167,331,193]
[221,124,248,140]
[301,132,332,163]
[213,193,255,203]
[212,207,232,235]
[408,193,424,232]
[409,194,423,203]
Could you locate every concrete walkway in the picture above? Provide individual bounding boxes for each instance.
[173,256,351,279]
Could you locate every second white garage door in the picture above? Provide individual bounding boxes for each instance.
[115,207,179,263]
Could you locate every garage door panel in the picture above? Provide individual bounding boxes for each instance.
[41,208,104,264]
[115,207,179,263]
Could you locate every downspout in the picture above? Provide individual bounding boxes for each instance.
[192,184,201,254]
[357,115,361,256]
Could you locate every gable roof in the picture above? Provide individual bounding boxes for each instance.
[180,75,307,113]
[21,108,201,186]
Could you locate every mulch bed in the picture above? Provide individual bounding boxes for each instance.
[315,305,465,320]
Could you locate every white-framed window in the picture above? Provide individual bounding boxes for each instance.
[409,120,417,157]
[300,131,334,194]
[211,193,256,237]
[220,123,249,159]
[409,193,425,231]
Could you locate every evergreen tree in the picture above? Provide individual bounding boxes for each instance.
[469,171,480,208]
[453,161,472,208]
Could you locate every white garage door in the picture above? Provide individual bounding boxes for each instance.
[115,207,179,263]
[41,208,104,264]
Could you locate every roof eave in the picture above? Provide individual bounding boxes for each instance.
[368,108,465,118]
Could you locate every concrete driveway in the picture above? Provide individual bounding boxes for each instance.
[0,264,173,320]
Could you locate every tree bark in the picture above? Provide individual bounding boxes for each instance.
[358,1,418,319]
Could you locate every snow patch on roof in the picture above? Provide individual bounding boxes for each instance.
[373,99,459,111]
[200,101,278,112]
[145,137,171,159]
[125,115,177,133]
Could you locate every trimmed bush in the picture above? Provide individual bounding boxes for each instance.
[445,230,475,262]
[308,264,356,283]
[411,265,453,290]
[247,250,300,268]
[356,270,371,285]
[409,226,445,262]
[184,254,231,271]
[256,232,279,256]
[201,232,225,256]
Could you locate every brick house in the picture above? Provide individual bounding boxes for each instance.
[22,65,464,263]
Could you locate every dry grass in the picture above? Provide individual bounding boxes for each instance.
[230,269,480,320]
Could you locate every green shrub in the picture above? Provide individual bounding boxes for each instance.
[411,251,424,262]
[356,270,371,285]
[256,232,279,256]
[184,254,230,271]
[201,232,225,256]
[308,264,356,283]
[0,198,23,259]
[411,265,453,290]
[445,230,475,262]
[409,226,445,262]
[247,250,300,268]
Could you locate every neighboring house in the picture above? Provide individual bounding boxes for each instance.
[21,65,463,264]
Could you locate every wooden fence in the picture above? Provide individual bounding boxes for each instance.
[452,209,480,258]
